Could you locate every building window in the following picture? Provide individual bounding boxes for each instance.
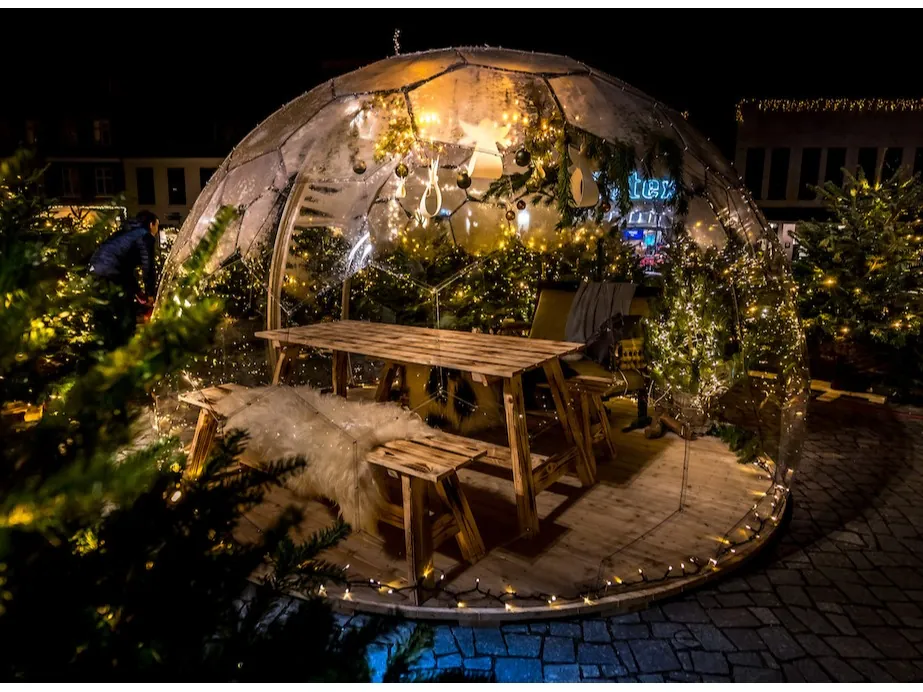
[881,147,903,181]
[167,167,186,205]
[199,167,218,191]
[857,147,878,181]
[93,119,111,146]
[94,166,114,196]
[136,167,155,205]
[824,147,846,186]
[61,167,80,197]
[744,148,765,200]
[61,120,79,147]
[798,148,821,200]
[25,120,37,145]
[767,147,790,200]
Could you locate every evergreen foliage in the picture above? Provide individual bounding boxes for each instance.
[0,152,474,682]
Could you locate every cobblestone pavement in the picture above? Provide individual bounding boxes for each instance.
[357,398,923,682]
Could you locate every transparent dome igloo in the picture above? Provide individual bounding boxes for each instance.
[159,47,808,487]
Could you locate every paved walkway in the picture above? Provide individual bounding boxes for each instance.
[360,398,923,682]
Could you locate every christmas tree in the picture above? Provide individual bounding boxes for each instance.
[0,152,471,681]
[793,169,923,392]
[645,228,741,427]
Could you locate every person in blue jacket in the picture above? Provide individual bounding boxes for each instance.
[88,210,160,349]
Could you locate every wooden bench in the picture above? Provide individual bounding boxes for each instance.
[178,383,259,478]
[179,384,487,605]
[367,436,487,604]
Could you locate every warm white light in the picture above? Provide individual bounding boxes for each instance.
[517,208,530,232]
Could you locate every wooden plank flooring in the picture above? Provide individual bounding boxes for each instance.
[234,396,776,619]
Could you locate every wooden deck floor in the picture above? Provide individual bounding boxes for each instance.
[235,396,779,621]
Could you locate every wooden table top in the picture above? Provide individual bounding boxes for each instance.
[255,320,583,379]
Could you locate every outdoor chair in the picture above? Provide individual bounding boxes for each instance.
[501,281,656,430]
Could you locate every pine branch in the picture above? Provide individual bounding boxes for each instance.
[382,625,433,683]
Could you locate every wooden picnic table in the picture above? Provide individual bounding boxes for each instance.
[254,320,597,537]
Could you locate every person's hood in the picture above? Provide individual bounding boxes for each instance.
[124,218,147,233]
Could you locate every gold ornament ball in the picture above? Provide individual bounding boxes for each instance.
[516,199,527,211]
[514,148,531,167]
[395,162,409,178]
[353,160,367,175]
[456,170,472,189]
[505,209,516,221]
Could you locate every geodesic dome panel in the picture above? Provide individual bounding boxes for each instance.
[158,48,807,556]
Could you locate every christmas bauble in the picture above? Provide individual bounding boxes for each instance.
[516,199,527,211]
[514,148,531,167]
[395,162,409,178]
[601,201,611,213]
[505,209,516,221]
[353,160,367,175]
[456,170,472,189]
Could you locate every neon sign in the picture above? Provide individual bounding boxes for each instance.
[628,172,675,201]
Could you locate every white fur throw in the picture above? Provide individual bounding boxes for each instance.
[224,386,433,534]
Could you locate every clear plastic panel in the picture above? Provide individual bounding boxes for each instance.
[172,175,228,267]
[333,49,462,96]
[408,66,556,154]
[548,74,671,146]
[237,189,284,261]
[450,200,511,255]
[228,85,334,169]
[660,108,737,181]
[684,195,727,250]
[220,151,284,209]
[165,164,228,271]
[295,163,395,247]
[295,96,396,182]
[397,164,468,218]
[458,48,587,75]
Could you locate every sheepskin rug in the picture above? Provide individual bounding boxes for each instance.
[224,386,433,534]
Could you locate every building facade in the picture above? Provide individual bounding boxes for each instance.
[735,98,923,258]
[122,158,224,227]
[0,109,247,230]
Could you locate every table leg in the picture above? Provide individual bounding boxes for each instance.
[375,361,399,402]
[503,374,539,537]
[332,350,348,398]
[579,391,597,479]
[402,475,434,606]
[593,394,618,461]
[543,360,596,486]
[271,347,296,385]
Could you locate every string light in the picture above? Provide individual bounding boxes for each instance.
[737,97,923,124]
[143,49,806,617]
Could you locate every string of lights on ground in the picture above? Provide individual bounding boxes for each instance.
[252,452,788,613]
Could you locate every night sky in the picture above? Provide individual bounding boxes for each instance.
[15,13,923,157]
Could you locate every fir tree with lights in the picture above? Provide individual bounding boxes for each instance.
[793,169,923,393]
[0,152,473,682]
[646,227,741,428]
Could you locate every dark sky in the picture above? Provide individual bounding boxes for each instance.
[18,13,923,157]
